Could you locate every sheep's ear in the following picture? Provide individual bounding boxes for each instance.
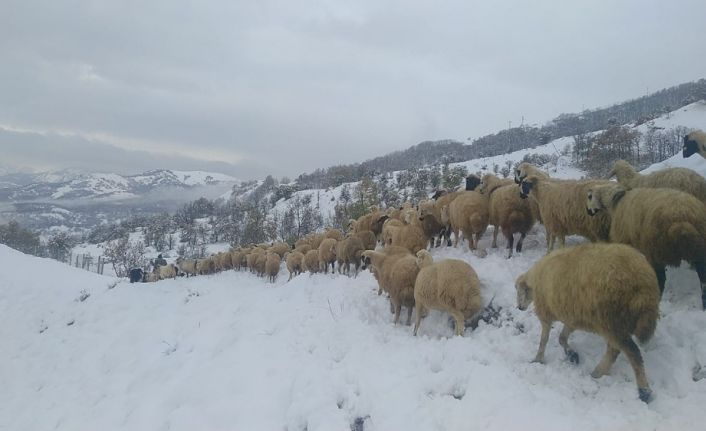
[605,168,615,179]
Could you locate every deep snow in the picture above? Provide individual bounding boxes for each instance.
[4,228,706,431]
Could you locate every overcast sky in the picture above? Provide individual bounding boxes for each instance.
[1,0,705,180]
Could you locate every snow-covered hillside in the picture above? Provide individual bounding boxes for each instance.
[0,169,239,202]
[4,215,706,431]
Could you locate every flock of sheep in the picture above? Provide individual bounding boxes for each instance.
[130,130,706,404]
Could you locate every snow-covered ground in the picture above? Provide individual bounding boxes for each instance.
[4,220,706,430]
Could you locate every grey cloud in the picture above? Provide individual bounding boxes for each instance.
[1,0,705,179]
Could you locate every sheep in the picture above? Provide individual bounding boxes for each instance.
[390,223,428,254]
[285,251,305,281]
[197,257,216,275]
[362,246,413,295]
[158,263,178,280]
[265,252,281,283]
[480,173,536,257]
[335,238,349,274]
[349,206,383,234]
[302,249,321,275]
[324,228,345,241]
[294,238,310,250]
[340,235,365,276]
[586,183,706,309]
[683,129,706,159]
[369,215,389,240]
[515,242,660,402]
[254,252,267,277]
[607,159,706,202]
[318,238,338,274]
[230,250,243,270]
[176,257,198,277]
[307,233,325,250]
[514,162,550,184]
[433,190,464,246]
[268,242,291,258]
[294,243,312,255]
[519,174,611,252]
[215,251,233,271]
[355,230,377,250]
[381,217,405,246]
[417,200,447,249]
[413,250,483,337]
[386,255,419,325]
[145,271,160,283]
[441,190,490,251]
[129,268,144,283]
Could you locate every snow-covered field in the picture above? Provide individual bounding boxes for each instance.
[4,219,706,431]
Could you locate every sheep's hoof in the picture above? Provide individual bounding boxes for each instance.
[566,350,580,364]
[531,357,544,364]
[638,388,653,403]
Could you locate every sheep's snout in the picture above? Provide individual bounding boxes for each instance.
[587,207,598,216]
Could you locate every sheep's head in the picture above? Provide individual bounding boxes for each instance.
[514,162,532,184]
[416,250,433,268]
[587,184,625,216]
[515,273,533,311]
[465,174,481,191]
[683,130,706,158]
[607,160,635,181]
[478,174,493,194]
[519,176,538,199]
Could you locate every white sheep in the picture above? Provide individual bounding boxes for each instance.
[515,242,660,403]
[413,250,483,336]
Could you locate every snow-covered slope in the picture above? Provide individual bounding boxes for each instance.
[0,169,239,202]
[4,225,706,431]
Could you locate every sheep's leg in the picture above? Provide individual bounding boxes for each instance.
[413,305,426,336]
[558,325,579,364]
[451,311,465,336]
[445,227,452,247]
[558,235,566,249]
[532,321,551,363]
[452,228,460,247]
[288,271,293,281]
[615,337,652,403]
[591,342,620,378]
[516,233,526,253]
[492,226,499,248]
[506,232,515,259]
[393,300,402,325]
[406,306,413,326]
[692,261,706,310]
[654,266,666,297]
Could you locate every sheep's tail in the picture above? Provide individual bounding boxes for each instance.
[667,222,706,261]
[634,306,658,345]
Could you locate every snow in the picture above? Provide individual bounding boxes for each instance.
[170,170,239,186]
[4,222,706,431]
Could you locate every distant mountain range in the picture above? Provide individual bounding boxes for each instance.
[0,169,239,202]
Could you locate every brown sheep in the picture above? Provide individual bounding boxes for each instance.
[413,250,483,336]
[587,184,706,309]
[197,257,216,275]
[480,173,536,257]
[176,257,198,277]
[390,223,428,254]
[683,129,706,159]
[417,200,447,249]
[349,206,383,234]
[381,217,405,246]
[520,174,611,252]
[386,255,419,325]
[158,263,178,280]
[324,228,345,241]
[442,190,490,251]
[268,242,291,258]
[294,243,312,255]
[285,251,305,281]
[302,249,320,275]
[355,230,377,250]
[608,159,706,202]
[254,253,267,277]
[515,242,660,403]
[318,238,338,274]
[307,233,325,250]
[361,246,413,296]
[264,252,281,283]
